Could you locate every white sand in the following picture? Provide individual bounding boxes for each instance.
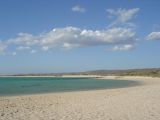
[0,76,160,120]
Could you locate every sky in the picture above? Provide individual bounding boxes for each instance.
[0,0,160,74]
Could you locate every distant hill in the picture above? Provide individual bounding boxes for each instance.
[83,68,160,77]
[5,68,160,77]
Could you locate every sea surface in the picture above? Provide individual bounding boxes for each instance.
[0,77,139,96]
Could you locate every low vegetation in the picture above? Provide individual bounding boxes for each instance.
[84,68,160,77]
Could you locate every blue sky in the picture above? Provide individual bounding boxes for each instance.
[0,0,160,74]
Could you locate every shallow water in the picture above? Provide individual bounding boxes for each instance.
[0,77,139,96]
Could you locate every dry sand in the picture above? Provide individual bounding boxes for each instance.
[0,76,160,120]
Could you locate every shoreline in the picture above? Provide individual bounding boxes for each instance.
[0,75,101,78]
[0,76,160,120]
[0,75,158,97]
[0,74,159,79]
[0,75,142,97]
[0,80,142,98]
[0,76,159,97]
[0,74,159,78]
[0,76,158,97]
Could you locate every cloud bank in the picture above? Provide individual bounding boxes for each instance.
[1,26,137,55]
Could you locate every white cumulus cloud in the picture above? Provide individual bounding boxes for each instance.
[7,33,39,46]
[146,32,160,40]
[40,27,136,48]
[0,26,138,55]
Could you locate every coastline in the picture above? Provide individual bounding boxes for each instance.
[0,75,101,78]
[0,76,160,120]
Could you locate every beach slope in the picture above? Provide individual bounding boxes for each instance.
[0,76,160,120]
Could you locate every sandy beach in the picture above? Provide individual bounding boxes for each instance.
[0,76,160,120]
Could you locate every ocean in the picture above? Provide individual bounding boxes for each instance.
[0,77,139,96]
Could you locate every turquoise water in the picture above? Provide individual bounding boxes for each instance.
[0,77,139,96]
